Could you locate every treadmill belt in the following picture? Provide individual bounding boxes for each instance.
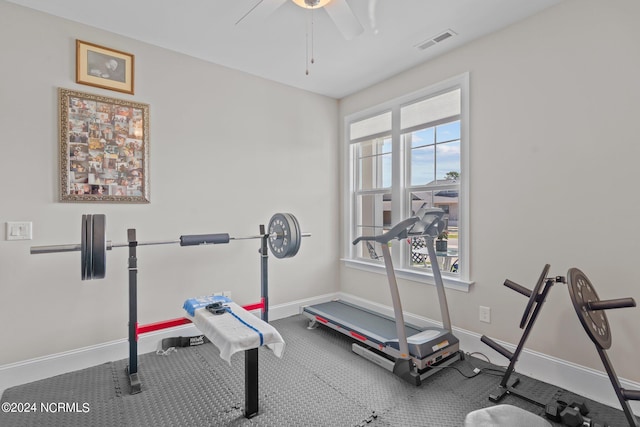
[305,300,423,343]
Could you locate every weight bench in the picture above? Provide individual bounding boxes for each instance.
[183,295,285,418]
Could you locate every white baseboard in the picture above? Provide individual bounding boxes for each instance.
[0,324,200,397]
[2,292,638,418]
[0,294,334,397]
[335,292,639,415]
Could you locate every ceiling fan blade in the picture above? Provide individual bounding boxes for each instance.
[235,0,287,25]
[324,0,364,40]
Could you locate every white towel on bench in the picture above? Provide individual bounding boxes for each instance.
[185,300,285,364]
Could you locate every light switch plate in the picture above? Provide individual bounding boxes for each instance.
[479,305,491,323]
[6,221,33,240]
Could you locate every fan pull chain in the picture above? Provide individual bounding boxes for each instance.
[311,7,315,65]
[305,21,309,75]
[305,6,315,76]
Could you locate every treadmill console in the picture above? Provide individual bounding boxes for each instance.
[409,205,445,238]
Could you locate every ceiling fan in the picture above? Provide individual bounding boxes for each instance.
[236,0,364,40]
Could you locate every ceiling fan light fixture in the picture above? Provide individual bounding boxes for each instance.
[291,0,332,9]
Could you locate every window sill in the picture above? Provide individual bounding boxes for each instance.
[342,258,474,292]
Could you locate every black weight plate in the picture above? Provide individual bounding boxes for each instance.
[268,213,302,259]
[86,214,94,280]
[282,213,301,258]
[81,214,89,280]
[267,214,285,258]
[91,214,107,279]
[520,264,550,329]
[567,268,611,350]
[85,214,95,280]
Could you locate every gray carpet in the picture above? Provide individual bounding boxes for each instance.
[0,314,634,426]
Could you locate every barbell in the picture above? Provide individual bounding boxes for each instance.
[31,213,308,280]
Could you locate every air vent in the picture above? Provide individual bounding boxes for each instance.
[415,29,457,51]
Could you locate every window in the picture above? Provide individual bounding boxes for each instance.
[344,74,470,289]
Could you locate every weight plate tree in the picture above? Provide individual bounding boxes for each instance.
[519,263,550,329]
[567,267,639,427]
[31,212,307,280]
[480,264,561,406]
[567,268,612,349]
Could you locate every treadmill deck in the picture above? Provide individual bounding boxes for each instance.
[302,300,459,361]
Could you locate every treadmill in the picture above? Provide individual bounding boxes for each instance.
[303,207,462,385]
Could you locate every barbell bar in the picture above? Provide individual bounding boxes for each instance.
[31,212,309,280]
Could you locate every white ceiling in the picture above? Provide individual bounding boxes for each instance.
[7,0,563,98]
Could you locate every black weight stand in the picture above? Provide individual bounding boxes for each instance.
[126,229,141,393]
[566,268,639,427]
[481,264,566,408]
[125,225,272,419]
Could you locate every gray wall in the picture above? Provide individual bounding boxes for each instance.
[339,0,640,383]
[0,1,339,365]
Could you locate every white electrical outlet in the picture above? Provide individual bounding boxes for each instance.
[479,306,491,323]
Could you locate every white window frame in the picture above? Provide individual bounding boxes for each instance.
[342,73,472,292]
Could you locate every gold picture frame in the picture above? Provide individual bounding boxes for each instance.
[76,40,134,95]
[59,88,150,203]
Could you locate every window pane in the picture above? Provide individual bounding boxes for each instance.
[409,144,434,186]
[381,138,392,154]
[410,234,459,274]
[410,235,431,267]
[350,111,392,141]
[410,127,434,149]
[354,193,391,259]
[357,139,392,190]
[436,120,460,143]
[409,191,459,274]
[408,121,460,186]
[435,140,460,181]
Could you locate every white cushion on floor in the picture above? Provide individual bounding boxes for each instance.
[464,404,552,427]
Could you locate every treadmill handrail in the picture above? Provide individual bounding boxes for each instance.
[352,217,420,246]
